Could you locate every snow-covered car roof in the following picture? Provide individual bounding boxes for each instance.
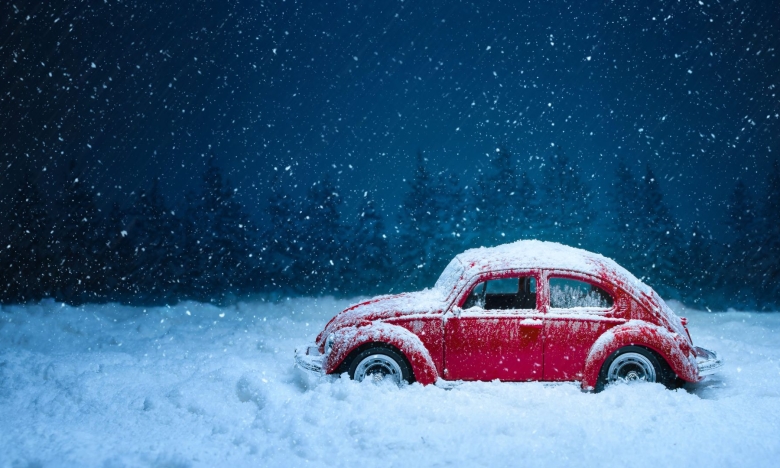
[438,240,653,301]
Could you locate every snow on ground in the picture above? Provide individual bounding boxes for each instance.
[1,298,779,467]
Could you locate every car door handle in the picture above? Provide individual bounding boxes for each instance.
[518,319,544,328]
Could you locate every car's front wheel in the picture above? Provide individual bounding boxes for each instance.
[596,346,677,391]
[347,345,414,386]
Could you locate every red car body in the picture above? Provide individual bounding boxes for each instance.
[295,240,722,390]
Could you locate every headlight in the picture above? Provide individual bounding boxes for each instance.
[325,333,335,353]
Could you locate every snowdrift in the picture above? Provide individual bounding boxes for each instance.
[1,298,779,467]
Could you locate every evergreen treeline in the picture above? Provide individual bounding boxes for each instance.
[1,150,779,309]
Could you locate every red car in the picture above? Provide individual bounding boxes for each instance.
[295,240,722,391]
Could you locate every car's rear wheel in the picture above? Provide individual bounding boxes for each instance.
[596,346,677,392]
[347,345,414,386]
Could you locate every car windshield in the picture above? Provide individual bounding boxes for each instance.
[433,257,465,298]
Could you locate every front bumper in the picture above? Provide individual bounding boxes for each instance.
[694,346,723,376]
[294,345,325,376]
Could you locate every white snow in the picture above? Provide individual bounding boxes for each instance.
[1,298,779,467]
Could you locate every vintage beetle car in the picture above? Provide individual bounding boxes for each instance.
[295,240,722,391]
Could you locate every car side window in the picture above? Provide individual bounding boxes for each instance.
[462,277,537,310]
[549,278,613,309]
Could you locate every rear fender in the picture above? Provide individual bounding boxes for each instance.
[581,320,698,390]
[323,322,439,385]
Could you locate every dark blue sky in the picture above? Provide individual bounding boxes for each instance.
[2,0,778,233]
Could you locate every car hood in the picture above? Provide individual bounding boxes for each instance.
[316,289,447,345]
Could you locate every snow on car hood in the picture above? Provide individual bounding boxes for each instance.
[317,289,446,344]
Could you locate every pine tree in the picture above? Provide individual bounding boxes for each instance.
[263,168,300,294]
[296,174,346,295]
[516,169,541,239]
[164,201,188,300]
[757,161,780,307]
[0,169,52,302]
[396,152,439,289]
[540,146,594,246]
[723,179,760,306]
[477,146,537,244]
[97,201,134,302]
[455,178,483,250]
[180,189,208,300]
[345,192,393,295]
[681,222,715,308]
[427,172,459,268]
[634,165,684,297]
[479,146,515,243]
[122,179,180,304]
[199,156,258,300]
[608,159,643,272]
[218,187,259,297]
[52,161,103,304]
[184,155,259,302]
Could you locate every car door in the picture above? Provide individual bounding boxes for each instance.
[444,273,544,381]
[541,272,627,381]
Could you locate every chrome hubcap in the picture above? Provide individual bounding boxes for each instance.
[354,354,403,385]
[607,352,656,385]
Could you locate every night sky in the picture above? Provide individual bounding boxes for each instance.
[2,0,778,232]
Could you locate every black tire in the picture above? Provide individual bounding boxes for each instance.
[673,376,687,390]
[595,345,677,392]
[346,344,415,385]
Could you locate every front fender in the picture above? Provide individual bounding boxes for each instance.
[581,320,698,390]
[324,322,439,385]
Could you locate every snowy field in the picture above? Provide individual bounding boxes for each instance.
[1,297,779,468]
